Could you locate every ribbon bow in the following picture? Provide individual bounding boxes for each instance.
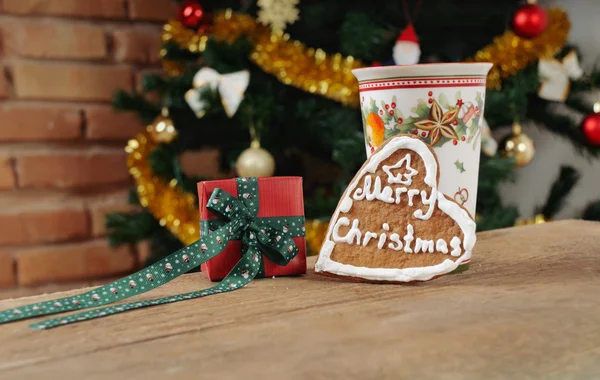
[0,178,302,330]
[538,51,583,102]
[185,67,250,118]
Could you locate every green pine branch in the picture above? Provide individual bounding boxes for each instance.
[527,97,600,158]
[535,165,580,219]
[112,90,160,124]
[582,200,600,221]
[106,210,157,247]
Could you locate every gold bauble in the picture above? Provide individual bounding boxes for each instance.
[305,219,329,256]
[235,141,275,177]
[148,107,177,143]
[500,121,535,167]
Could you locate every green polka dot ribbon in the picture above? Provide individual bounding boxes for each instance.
[0,178,303,330]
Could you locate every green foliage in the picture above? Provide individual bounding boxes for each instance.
[527,97,600,158]
[149,146,178,180]
[485,66,539,127]
[339,12,392,62]
[476,155,519,231]
[304,189,339,220]
[202,38,252,73]
[582,200,600,221]
[535,166,580,219]
[106,210,156,247]
[112,90,160,124]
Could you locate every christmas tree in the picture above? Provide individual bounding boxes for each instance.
[107,0,600,265]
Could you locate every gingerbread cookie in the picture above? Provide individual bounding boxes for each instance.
[315,134,476,282]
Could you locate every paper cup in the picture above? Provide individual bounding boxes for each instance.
[352,63,492,216]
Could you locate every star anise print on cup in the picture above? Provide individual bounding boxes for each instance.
[413,99,460,146]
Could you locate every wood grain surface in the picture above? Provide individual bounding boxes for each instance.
[0,220,599,380]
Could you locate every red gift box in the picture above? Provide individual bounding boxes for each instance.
[198,177,306,281]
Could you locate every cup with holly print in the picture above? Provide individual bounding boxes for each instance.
[352,63,493,217]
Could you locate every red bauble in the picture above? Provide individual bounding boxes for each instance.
[581,113,600,145]
[512,3,548,38]
[178,0,204,29]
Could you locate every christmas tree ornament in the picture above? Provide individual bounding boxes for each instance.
[500,121,535,167]
[512,0,548,39]
[147,107,177,143]
[257,0,299,31]
[393,24,421,65]
[581,103,600,146]
[185,67,250,118]
[480,118,498,156]
[177,0,205,29]
[236,140,276,178]
[470,8,568,90]
[538,50,583,102]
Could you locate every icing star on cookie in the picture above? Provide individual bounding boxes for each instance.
[315,134,477,283]
[383,153,418,185]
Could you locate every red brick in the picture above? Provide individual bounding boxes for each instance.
[113,27,162,64]
[0,251,16,288]
[128,0,177,21]
[85,106,144,140]
[17,239,136,285]
[0,207,89,246]
[0,103,81,141]
[3,20,107,60]
[3,0,126,18]
[16,149,130,189]
[12,61,132,101]
[0,156,15,190]
[87,191,133,237]
[179,149,222,178]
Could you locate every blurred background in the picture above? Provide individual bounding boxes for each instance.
[0,0,598,296]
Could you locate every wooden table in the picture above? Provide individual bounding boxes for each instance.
[1,220,599,379]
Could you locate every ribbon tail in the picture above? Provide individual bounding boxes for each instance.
[0,222,239,325]
[29,246,262,330]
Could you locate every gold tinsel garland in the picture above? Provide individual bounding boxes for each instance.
[469,8,569,90]
[162,11,362,106]
[126,131,198,246]
[162,8,569,99]
[135,7,569,246]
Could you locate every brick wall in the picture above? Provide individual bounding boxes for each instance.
[0,0,178,287]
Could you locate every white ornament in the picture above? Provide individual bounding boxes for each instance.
[538,50,583,102]
[393,24,420,65]
[257,0,299,31]
[480,118,497,157]
[185,67,250,118]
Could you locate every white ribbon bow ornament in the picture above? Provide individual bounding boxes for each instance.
[480,118,497,157]
[538,51,583,102]
[185,67,250,118]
